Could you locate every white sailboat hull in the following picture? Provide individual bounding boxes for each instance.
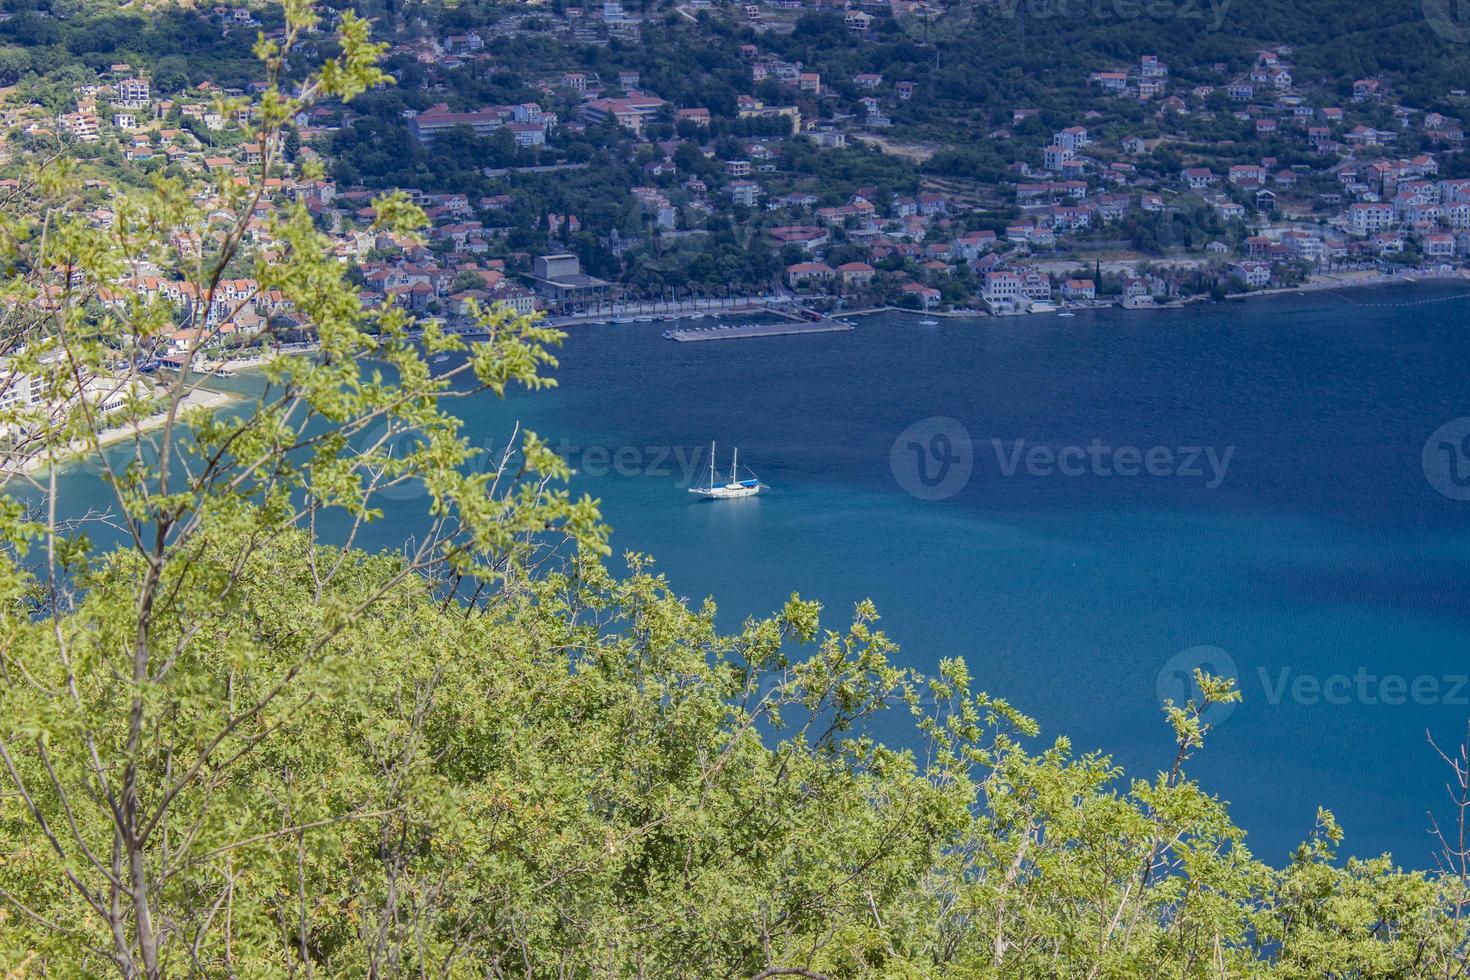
[689,483,762,499]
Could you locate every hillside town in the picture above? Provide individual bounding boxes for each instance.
[2,0,1469,370]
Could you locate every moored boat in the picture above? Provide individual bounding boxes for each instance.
[689,442,764,499]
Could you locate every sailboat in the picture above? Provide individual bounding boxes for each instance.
[689,442,764,499]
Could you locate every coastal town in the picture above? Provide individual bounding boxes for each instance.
[2,0,1469,367]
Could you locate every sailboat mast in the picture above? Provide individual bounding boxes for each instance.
[708,441,716,488]
[731,447,738,485]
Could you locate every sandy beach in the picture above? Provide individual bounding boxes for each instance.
[1226,267,1470,301]
[4,385,242,480]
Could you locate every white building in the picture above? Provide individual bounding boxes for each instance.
[59,112,99,142]
[1348,202,1394,235]
[1283,231,1323,263]
[116,77,151,109]
[491,285,537,315]
[1053,126,1090,150]
[1423,233,1456,259]
[727,180,761,206]
[1043,145,1076,172]
[1231,261,1272,288]
[982,271,1023,309]
[1181,168,1216,189]
[0,362,41,414]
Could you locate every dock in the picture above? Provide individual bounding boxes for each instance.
[665,319,854,342]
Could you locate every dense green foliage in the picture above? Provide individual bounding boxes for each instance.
[767,0,1470,133]
[0,1,268,90]
[11,517,1470,977]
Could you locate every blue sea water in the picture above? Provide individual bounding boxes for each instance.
[43,282,1470,864]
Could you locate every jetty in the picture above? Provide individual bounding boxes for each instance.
[664,318,854,343]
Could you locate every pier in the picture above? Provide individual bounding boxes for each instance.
[665,319,855,342]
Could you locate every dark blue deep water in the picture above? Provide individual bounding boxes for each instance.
[46,282,1470,864]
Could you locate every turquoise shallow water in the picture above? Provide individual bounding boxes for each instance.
[42,282,1470,864]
